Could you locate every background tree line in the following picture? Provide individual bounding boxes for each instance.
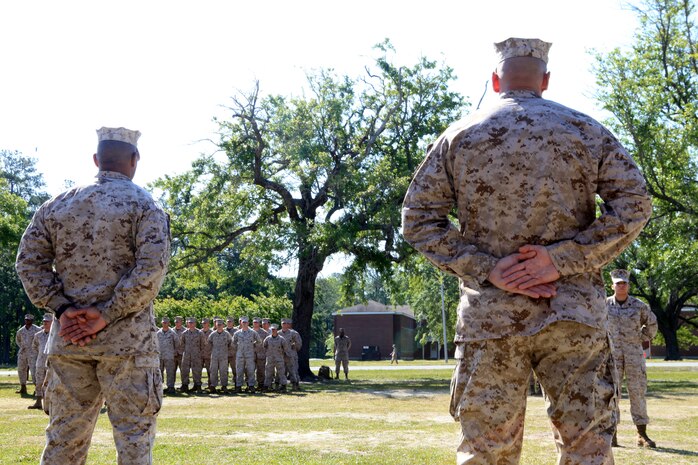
[2,0,697,366]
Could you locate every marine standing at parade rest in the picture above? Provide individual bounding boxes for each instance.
[280,318,302,389]
[16,126,170,465]
[607,269,658,448]
[208,318,233,393]
[252,317,269,388]
[232,316,263,393]
[173,315,185,376]
[402,38,651,465]
[225,316,238,384]
[28,314,53,410]
[180,317,205,392]
[334,328,351,380]
[156,316,178,394]
[263,324,290,392]
[200,317,213,386]
[15,313,41,395]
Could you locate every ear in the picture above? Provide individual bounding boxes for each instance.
[491,71,501,93]
[541,71,550,92]
[93,153,99,168]
[131,151,139,167]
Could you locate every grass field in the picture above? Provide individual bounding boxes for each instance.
[1,362,696,464]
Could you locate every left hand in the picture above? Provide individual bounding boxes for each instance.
[58,306,107,346]
[500,244,561,290]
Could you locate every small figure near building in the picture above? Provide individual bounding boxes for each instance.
[389,344,399,365]
[334,328,351,379]
[607,269,658,448]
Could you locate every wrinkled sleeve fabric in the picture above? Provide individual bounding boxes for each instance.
[96,206,170,325]
[641,301,658,342]
[15,206,73,313]
[547,132,652,276]
[402,137,498,283]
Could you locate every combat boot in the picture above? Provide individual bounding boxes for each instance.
[293,382,300,390]
[27,397,42,410]
[248,386,256,394]
[220,386,228,394]
[235,386,242,394]
[611,430,618,447]
[345,373,348,380]
[279,384,287,392]
[178,384,189,393]
[636,425,656,448]
[16,384,27,395]
[164,387,176,395]
[209,386,217,394]
[193,383,202,392]
[335,372,339,379]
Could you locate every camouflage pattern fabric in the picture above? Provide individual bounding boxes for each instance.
[201,327,213,380]
[15,169,170,464]
[180,329,205,386]
[607,296,657,426]
[173,326,184,375]
[232,329,262,387]
[450,321,616,465]
[16,324,41,385]
[402,88,651,464]
[208,330,233,388]
[226,327,238,381]
[254,327,269,385]
[280,328,302,384]
[156,328,177,389]
[263,334,290,387]
[334,335,351,375]
[32,330,51,397]
[42,354,161,465]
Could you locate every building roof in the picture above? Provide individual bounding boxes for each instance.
[334,300,414,319]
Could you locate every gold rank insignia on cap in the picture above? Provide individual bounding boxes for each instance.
[494,37,552,64]
[96,126,141,147]
[610,269,630,283]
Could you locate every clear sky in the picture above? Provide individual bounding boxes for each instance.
[1,0,640,198]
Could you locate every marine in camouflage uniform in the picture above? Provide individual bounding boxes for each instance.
[402,39,651,465]
[180,317,205,392]
[334,328,351,380]
[156,317,178,394]
[263,324,290,391]
[232,317,262,393]
[28,314,53,410]
[15,314,41,395]
[607,269,658,448]
[173,316,185,377]
[225,316,238,384]
[15,127,170,465]
[208,319,233,393]
[200,318,213,386]
[280,318,302,389]
[252,317,269,388]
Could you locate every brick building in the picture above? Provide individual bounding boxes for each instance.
[333,300,416,360]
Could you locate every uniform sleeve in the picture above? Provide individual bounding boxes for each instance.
[15,206,73,313]
[15,329,21,348]
[546,132,652,276]
[32,332,39,354]
[97,206,171,325]
[402,137,499,283]
[640,301,658,342]
[294,332,303,352]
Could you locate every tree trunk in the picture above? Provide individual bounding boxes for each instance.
[660,325,682,360]
[292,246,325,380]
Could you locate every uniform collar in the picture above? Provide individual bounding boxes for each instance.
[500,90,542,100]
[97,170,132,181]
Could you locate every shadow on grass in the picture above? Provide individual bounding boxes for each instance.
[653,446,698,457]
[304,377,449,397]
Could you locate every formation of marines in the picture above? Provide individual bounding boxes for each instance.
[152,315,302,394]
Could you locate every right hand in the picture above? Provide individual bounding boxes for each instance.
[488,251,557,299]
[58,306,107,346]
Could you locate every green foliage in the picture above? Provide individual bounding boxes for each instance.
[0,150,48,364]
[153,41,466,373]
[154,294,292,324]
[594,0,698,358]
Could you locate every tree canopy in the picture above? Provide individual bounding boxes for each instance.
[155,41,467,376]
